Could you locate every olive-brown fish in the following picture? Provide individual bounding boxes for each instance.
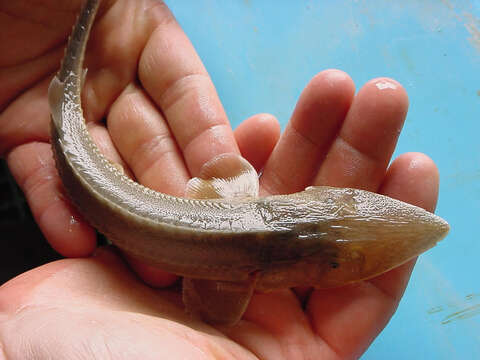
[48,0,449,325]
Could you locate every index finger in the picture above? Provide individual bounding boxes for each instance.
[138,6,239,176]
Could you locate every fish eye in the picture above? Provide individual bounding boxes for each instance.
[330,262,340,269]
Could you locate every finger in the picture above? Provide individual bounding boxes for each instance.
[260,70,355,195]
[138,9,238,176]
[314,78,408,190]
[306,152,440,359]
[368,152,439,298]
[106,84,188,286]
[6,143,96,257]
[107,84,189,197]
[234,113,280,172]
[80,0,152,123]
[0,78,51,156]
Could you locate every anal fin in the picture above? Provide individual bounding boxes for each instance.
[182,274,258,326]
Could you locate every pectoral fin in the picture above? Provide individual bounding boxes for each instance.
[185,153,259,199]
[182,275,258,326]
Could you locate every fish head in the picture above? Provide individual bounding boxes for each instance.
[259,186,449,289]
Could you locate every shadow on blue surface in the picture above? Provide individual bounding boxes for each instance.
[166,1,480,358]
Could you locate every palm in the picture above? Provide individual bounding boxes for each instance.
[0,1,439,358]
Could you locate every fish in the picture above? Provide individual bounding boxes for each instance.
[48,0,449,325]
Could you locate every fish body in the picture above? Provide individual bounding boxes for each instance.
[49,0,449,324]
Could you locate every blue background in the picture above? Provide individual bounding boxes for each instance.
[166,1,480,358]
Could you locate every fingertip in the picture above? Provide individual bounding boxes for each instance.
[312,69,355,89]
[246,113,281,137]
[234,113,280,172]
[291,69,356,145]
[304,69,355,108]
[294,69,355,127]
[362,77,409,115]
[335,77,409,169]
[349,78,408,153]
[380,152,439,212]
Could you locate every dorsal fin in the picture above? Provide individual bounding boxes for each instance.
[185,153,259,199]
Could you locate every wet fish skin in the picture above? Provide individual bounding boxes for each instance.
[49,0,449,325]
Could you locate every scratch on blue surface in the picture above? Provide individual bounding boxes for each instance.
[428,305,444,314]
[427,292,480,324]
[442,304,480,324]
[439,0,480,52]
[464,12,480,51]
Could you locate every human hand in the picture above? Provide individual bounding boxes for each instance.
[1,1,440,357]
[2,62,439,360]
[0,129,438,359]
[0,0,281,285]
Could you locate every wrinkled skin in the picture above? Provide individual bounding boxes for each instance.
[0,1,439,359]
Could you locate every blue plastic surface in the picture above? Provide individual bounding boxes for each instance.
[166,1,480,358]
